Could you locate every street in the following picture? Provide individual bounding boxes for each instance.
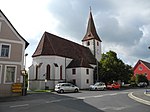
[0,88,150,112]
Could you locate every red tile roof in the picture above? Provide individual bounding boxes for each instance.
[82,11,102,42]
[32,32,97,66]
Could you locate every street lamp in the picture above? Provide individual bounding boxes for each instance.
[21,53,28,96]
[45,79,47,90]
[24,53,28,69]
[21,69,27,96]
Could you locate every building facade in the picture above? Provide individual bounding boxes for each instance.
[0,10,29,97]
[29,10,102,90]
[133,60,150,81]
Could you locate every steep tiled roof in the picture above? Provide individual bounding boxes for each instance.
[0,10,29,48]
[67,58,93,68]
[82,11,102,42]
[32,32,97,65]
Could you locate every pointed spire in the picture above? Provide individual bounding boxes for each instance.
[82,8,102,42]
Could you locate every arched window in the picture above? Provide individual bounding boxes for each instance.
[46,64,50,80]
[97,41,99,46]
[60,65,62,80]
[87,41,90,46]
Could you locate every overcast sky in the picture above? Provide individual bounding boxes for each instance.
[0,0,150,68]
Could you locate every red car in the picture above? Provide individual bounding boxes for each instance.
[107,82,120,89]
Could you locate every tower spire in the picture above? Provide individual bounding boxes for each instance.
[90,6,92,12]
[82,8,102,42]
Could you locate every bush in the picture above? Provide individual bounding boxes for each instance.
[135,74,149,85]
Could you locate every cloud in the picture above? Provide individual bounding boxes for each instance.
[1,0,150,68]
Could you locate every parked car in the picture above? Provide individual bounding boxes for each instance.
[137,82,147,87]
[55,83,79,93]
[89,82,106,90]
[107,82,120,89]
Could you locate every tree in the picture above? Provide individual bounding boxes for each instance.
[94,50,133,83]
[135,74,149,84]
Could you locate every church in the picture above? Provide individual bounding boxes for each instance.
[29,10,102,90]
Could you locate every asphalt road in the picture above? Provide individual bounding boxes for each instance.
[0,89,149,112]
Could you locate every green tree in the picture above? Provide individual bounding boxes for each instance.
[94,50,133,83]
[135,74,149,84]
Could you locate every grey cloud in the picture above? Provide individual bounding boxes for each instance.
[47,0,150,64]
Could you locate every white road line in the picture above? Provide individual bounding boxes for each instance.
[128,92,150,106]
[10,104,29,108]
[46,98,76,103]
[78,92,129,99]
[99,106,127,111]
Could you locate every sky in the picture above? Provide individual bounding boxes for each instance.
[0,0,150,69]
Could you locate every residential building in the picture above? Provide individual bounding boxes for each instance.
[29,10,102,90]
[133,60,150,82]
[0,10,29,97]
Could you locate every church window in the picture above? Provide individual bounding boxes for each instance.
[72,69,76,75]
[86,79,89,84]
[46,64,50,80]
[35,65,38,80]
[87,41,90,46]
[60,65,62,80]
[86,69,89,75]
[97,41,99,46]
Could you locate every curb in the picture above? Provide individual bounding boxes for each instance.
[128,92,150,106]
[144,92,150,96]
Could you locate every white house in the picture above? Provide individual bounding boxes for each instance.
[29,10,102,90]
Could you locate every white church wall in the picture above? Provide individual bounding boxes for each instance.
[29,55,73,90]
[80,68,94,89]
[66,68,82,88]
[66,67,94,89]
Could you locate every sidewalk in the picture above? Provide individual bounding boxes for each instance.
[128,89,150,106]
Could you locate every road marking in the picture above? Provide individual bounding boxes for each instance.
[10,104,29,108]
[77,92,129,99]
[128,92,150,106]
[46,98,76,103]
[46,92,129,103]
[99,106,127,111]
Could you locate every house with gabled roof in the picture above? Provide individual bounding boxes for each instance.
[29,10,102,89]
[0,10,29,96]
[133,60,150,81]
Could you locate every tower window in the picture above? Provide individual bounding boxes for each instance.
[87,41,90,46]
[88,34,91,37]
[86,69,89,75]
[97,42,99,46]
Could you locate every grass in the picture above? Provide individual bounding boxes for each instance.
[27,89,53,93]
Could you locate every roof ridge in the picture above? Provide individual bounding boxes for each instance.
[45,32,56,55]
[45,32,91,51]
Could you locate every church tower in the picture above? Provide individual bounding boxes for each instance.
[82,9,102,61]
